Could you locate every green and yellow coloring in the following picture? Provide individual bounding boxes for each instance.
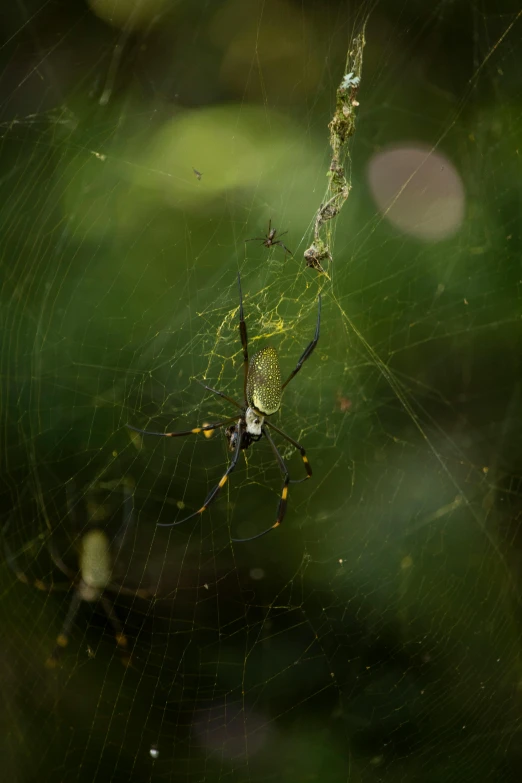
[246,346,282,416]
[80,529,112,591]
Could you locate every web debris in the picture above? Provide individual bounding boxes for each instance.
[304,26,366,274]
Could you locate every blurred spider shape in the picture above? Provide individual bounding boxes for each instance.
[2,478,150,667]
[246,219,293,256]
[128,273,321,541]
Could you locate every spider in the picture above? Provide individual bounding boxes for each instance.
[2,478,150,667]
[127,273,321,542]
[245,219,293,256]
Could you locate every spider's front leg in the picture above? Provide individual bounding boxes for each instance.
[157,418,245,528]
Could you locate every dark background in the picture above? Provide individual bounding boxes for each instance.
[1,1,522,781]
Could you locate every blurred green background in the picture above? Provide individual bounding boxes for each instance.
[1,0,522,781]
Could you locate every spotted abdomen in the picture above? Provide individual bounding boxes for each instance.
[246,346,282,415]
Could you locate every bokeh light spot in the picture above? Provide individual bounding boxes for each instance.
[368,145,465,240]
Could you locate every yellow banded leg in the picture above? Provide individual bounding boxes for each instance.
[275,479,290,530]
[45,592,83,667]
[265,420,312,482]
[195,469,230,515]
[232,426,292,542]
[127,417,237,439]
[100,597,131,668]
[158,420,244,529]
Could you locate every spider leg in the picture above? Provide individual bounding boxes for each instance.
[281,293,321,390]
[245,237,265,243]
[3,523,40,587]
[46,590,83,667]
[126,417,237,438]
[111,481,153,597]
[231,426,289,542]
[43,483,82,580]
[65,481,80,527]
[47,539,78,581]
[265,420,312,483]
[274,240,293,256]
[2,517,70,591]
[157,418,244,529]
[237,273,249,404]
[99,595,132,667]
[109,581,152,600]
[195,379,243,410]
[111,477,135,557]
[275,230,288,238]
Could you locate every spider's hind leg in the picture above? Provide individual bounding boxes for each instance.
[265,420,312,483]
[46,591,83,668]
[231,426,290,543]
[277,241,293,256]
[100,596,132,667]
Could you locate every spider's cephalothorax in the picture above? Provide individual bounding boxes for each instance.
[128,273,321,542]
[225,421,260,451]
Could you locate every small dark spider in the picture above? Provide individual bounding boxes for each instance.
[127,274,321,542]
[246,219,293,256]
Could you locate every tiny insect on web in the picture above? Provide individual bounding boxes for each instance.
[127,274,321,542]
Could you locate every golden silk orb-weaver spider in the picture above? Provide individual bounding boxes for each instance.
[127,274,321,542]
[2,479,150,667]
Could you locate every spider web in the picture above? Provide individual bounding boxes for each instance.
[1,1,522,781]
